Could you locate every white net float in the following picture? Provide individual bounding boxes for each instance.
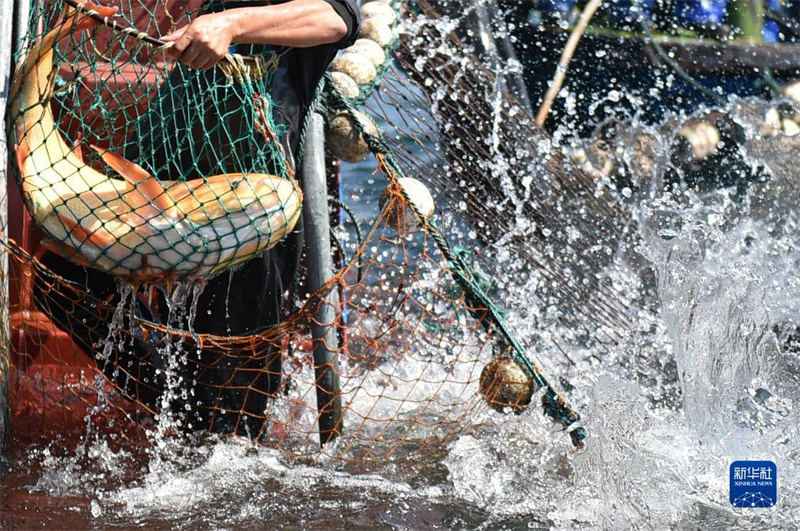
[380,176,435,233]
[329,52,378,85]
[360,2,397,26]
[347,38,387,68]
[360,19,395,48]
[329,71,360,98]
[326,110,379,162]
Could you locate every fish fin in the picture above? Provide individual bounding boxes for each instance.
[90,144,173,213]
[57,213,114,250]
[40,238,93,268]
[30,3,118,72]
[90,144,151,183]
[71,133,84,162]
[14,141,30,177]
[68,2,119,34]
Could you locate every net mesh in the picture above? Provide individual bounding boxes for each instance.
[2,0,637,460]
[7,0,300,281]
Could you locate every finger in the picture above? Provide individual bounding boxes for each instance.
[179,45,202,68]
[197,57,216,70]
[190,50,215,70]
[196,51,223,70]
[192,52,212,70]
[160,27,184,41]
[167,33,194,59]
[188,50,217,71]
[161,27,186,56]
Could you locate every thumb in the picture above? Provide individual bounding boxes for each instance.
[161,25,186,42]
[160,26,189,57]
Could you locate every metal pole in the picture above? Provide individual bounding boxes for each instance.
[13,0,32,60]
[0,0,28,456]
[301,112,343,445]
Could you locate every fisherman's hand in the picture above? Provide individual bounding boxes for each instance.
[162,13,235,70]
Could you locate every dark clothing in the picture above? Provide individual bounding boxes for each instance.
[36,0,359,437]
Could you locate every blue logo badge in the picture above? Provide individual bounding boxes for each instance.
[730,461,777,508]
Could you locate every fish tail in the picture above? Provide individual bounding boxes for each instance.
[67,1,119,32]
[43,1,118,50]
[40,238,93,268]
[17,0,118,91]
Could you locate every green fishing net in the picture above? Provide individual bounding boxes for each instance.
[7,0,301,281]
[3,0,593,458]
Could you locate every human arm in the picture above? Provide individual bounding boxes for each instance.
[163,0,351,70]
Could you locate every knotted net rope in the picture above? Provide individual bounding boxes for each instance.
[3,0,603,461]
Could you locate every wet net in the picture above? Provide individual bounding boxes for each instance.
[2,0,636,461]
[7,0,300,281]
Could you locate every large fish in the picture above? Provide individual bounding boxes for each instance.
[7,0,303,282]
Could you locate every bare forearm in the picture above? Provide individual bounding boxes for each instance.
[163,0,349,69]
[226,0,348,47]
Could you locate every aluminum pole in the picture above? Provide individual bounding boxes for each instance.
[0,0,31,456]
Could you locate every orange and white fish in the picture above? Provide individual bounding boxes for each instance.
[6,0,302,282]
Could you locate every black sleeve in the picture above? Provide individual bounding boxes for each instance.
[323,0,361,48]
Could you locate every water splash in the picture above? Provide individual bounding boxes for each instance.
[9,5,800,529]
